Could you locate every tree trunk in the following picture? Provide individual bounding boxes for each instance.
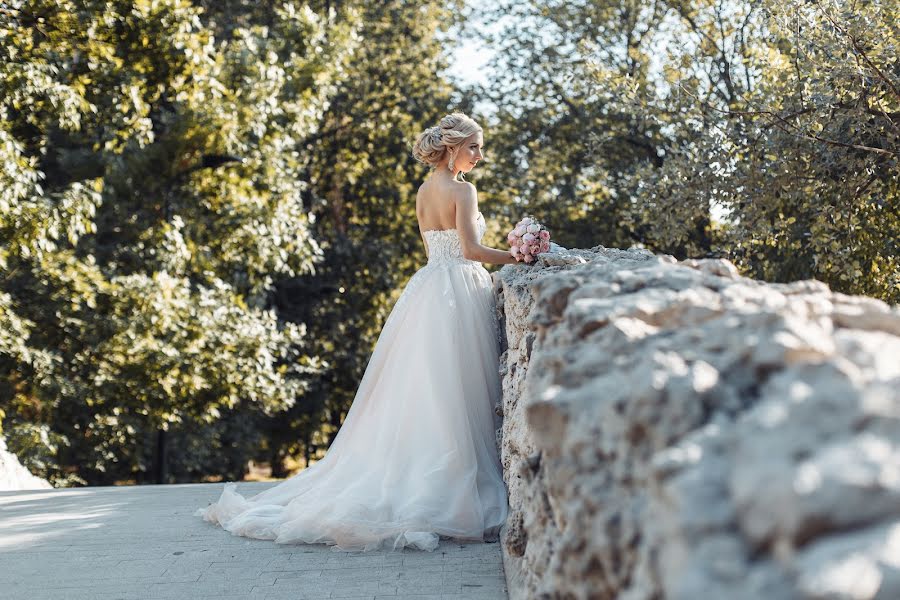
[154,428,168,484]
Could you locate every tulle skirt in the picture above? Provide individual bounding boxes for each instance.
[195,258,509,552]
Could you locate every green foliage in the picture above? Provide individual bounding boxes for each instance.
[265,0,466,468]
[0,0,354,484]
[1,0,468,485]
[9,0,891,490]
[478,0,898,303]
[626,0,899,300]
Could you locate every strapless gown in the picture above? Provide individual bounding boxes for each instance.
[194,211,509,552]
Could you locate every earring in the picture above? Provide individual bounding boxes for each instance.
[448,153,455,172]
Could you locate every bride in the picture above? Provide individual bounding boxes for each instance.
[195,112,527,553]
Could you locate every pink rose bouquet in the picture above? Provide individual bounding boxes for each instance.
[507,215,551,263]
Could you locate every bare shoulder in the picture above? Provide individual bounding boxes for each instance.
[453,180,478,210]
[416,178,435,201]
[415,182,427,217]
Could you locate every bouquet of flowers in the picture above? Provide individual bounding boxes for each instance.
[507,215,550,263]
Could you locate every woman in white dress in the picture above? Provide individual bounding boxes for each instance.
[195,112,525,552]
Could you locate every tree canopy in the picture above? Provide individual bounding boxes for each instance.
[2,0,896,487]
[473,0,898,301]
[1,0,463,485]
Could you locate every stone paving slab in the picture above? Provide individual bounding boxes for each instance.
[0,482,508,600]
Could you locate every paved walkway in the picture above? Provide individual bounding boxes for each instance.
[0,482,508,600]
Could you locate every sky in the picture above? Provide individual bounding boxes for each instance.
[442,32,493,88]
[437,6,504,118]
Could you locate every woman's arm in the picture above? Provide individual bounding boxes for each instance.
[456,184,521,266]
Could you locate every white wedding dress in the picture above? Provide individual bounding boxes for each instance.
[195,211,509,552]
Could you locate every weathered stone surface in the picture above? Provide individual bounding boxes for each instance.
[495,244,900,600]
[0,436,51,491]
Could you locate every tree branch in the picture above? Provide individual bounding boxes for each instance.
[821,8,900,101]
[678,83,897,156]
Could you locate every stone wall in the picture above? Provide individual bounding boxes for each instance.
[492,244,900,600]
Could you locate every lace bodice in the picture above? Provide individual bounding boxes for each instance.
[424,211,486,265]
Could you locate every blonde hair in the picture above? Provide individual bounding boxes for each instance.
[411,112,482,180]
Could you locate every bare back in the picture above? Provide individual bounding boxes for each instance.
[415,177,468,233]
[414,172,511,264]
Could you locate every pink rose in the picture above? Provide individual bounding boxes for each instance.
[510,244,520,256]
[514,225,526,236]
[523,253,533,263]
[522,232,535,243]
[541,240,550,252]
[539,230,550,240]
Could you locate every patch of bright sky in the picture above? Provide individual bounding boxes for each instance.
[441,29,493,88]
[436,5,506,119]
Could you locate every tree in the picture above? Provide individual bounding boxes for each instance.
[0,0,355,484]
[475,0,898,303]
[264,0,468,473]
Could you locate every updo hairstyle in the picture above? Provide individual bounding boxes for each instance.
[411,112,482,177]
